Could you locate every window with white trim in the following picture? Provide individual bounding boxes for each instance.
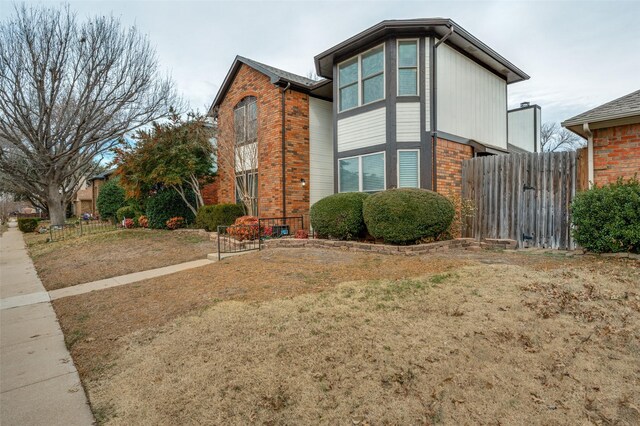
[397,40,418,96]
[338,152,385,192]
[338,45,385,112]
[397,150,419,188]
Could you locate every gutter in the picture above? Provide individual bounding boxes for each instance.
[583,123,594,188]
[280,82,291,217]
[431,26,454,191]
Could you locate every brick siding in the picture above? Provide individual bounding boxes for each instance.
[215,64,310,223]
[593,123,640,186]
[435,138,474,197]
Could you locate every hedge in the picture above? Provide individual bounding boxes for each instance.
[116,206,139,222]
[96,178,126,223]
[18,218,40,233]
[145,188,195,229]
[310,192,369,240]
[195,203,245,232]
[571,177,640,253]
[363,188,455,244]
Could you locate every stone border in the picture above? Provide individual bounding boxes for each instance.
[262,237,517,255]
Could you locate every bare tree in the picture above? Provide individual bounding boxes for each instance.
[540,122,585,152]
[0,5,180,225]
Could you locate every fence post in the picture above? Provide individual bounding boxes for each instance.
[80,221,83,236]
[217,226,221,261]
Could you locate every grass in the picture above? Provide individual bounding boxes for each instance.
[51,248,640,425]
[25,229,213,290]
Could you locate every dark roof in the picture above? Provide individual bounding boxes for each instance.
[209,56,330,114]
[87,169,115,182]
[562,90,640,127]
[314,18,529,84]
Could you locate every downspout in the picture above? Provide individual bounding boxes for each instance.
[583,122,594,188]
[281,82,291,217]
[431,26,455,191]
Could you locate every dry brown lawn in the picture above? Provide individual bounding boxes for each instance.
[52,248,640,425]
[25,229,213,290]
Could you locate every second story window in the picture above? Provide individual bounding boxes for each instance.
[398,40,418,96]
[338,44,385,112]
[234,96,257,146]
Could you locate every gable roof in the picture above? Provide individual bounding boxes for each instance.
[209,56,329,114]
[314,18,530,84]
[562,90,640,128]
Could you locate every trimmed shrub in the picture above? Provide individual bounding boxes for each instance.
[363,188,455,244]
[145,189,195,229]
[18,218,39,233]
[571,177,640,253]
[123,218,135,229]
[227,215,260,241]
[195,203,245,232]
[138,215,149,228]
[310,192,370,240]
[96,178,126,223]
[116,206,138,222]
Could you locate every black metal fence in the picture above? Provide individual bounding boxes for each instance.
[216,216,305,260]
[49,221,118,242]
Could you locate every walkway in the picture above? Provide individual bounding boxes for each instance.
[0,222,95,426]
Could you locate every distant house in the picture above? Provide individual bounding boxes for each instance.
[562,90,640,187]
[208,18,539,221]
[71,170,115,217]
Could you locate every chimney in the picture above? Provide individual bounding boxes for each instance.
[520,101,530,108]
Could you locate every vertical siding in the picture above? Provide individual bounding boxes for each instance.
[336,107,386,152]
[309,98,334,205]
[436,43,507,148]
[396,102,421,142]
[424,37,431,131]
[508,108,536,152]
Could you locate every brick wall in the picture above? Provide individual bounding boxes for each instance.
[216,64,310,222]
[201,180,219,205]
[435,138,473,197]
[593,123,640,186]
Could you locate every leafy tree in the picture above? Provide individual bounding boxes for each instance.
[115,112,215,216]
[0,5,179,225]
[96,178,126,223]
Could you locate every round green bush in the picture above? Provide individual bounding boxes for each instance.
[195,203,245,232]
[363,188,455,244]
[96,178,126,223]
[145,188,195,229]
[116,206,138,222]
[571,177,640,253]
[310,192,370,240]
[18,218,40,233]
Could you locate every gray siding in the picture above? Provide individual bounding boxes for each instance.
[309,98,334,205]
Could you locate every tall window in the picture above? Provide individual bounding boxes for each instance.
[339,152,385,192]
[338,44,385,112]
[236,170,258,215]
[398,150,419,188]
[398,40,418,96]
[234,96,257,146]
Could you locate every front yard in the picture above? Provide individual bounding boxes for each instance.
[51,247,640,425]
[25,229,213,290]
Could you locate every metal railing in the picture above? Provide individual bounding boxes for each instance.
[216,216,305,260]
[49,220,118,242]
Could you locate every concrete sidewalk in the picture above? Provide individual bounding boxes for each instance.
[1,222,94,425]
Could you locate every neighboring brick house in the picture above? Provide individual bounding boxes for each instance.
[209,18,537,222]
[562,90,640,187]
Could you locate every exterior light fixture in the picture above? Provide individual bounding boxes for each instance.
[301,178,306,187]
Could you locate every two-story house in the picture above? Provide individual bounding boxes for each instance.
[209,18,537,222]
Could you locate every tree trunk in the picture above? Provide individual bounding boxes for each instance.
[47,186,66,226]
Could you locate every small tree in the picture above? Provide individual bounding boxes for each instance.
[96,179,126,223]
[540,123,585,152]
[115,112,215,216]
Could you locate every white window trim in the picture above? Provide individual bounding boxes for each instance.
[397,149,420,188]
[396,39,419,97]
[338,151,386,193]
[337,43,386,113]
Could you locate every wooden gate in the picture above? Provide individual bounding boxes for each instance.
[461,151,586,250]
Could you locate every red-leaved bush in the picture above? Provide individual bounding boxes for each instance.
[138,215,149,228]
[295,229,309,239]
[124,218,135,229]
[166,216,185,230]
[227,216,260,241]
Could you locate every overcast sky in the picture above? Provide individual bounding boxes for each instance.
[3,0,639,124]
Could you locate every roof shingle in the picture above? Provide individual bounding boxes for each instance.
[562,90,640,126]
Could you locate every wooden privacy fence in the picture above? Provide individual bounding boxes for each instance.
[461,151,587,250]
